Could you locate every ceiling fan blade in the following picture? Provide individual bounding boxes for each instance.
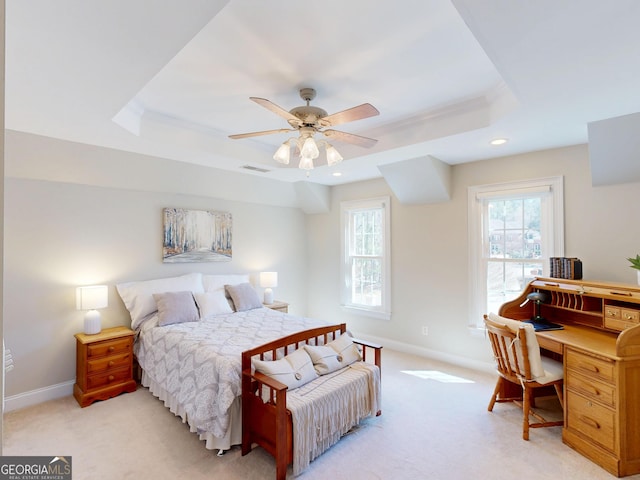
[250,97,300,123]
[323,129,378,148]
[320,103,379,127]
[229,128,294,139]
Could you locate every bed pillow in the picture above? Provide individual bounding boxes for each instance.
[305,333,362,375]
[153,291,200,327]
[116,273,204,330]
[253,348,318,389]
[194,291,233,319]
[202,274,250,293]
[327,333,362,366]
[304,345,342,375]
[225,282,263,312]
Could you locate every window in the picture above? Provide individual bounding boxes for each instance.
[468,177,564,329]
[341,197,391,320]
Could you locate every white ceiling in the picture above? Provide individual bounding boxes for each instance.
[6,0,640,186]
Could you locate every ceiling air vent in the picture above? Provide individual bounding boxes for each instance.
[241,165,271,173]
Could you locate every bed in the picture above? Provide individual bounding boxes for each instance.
[116,273,329,451]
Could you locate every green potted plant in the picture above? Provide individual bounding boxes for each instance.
[627,254,640,284]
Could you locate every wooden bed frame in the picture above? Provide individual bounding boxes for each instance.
[241,323,382,480]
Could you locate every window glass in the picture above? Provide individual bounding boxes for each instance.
[341,197,391,320]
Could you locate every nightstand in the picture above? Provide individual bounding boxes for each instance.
[73,326,137,407]
[264,300,289,313]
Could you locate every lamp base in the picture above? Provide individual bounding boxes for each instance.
[84,310,102,335]
[264,288,274,305]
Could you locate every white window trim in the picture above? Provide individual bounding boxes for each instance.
[467,176,564,333]
[340,196,391,321]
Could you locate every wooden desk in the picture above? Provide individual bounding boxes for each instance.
[500,278,640,477]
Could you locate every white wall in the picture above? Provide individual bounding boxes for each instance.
[305,144,640,365]
[3,132,309,404]
[6,132,640,408]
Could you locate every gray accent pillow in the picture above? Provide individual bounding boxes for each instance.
[224,282,263,312]
[153,291,199,326]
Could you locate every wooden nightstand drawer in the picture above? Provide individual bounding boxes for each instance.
[566,390,616,452]
[566,349,615,384]
[86,367,132,390]
[74,326,137,407]
[87,352,133,374]
[87,337,132,358]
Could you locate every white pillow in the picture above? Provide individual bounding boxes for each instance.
[194,291,233,319]
[304,333,362,375]
[327,333,362,366]
[116,273,204,330]
[253,348,318,389]
[153,291,199,327]
[487,312,545,380]
[202,274,249,293]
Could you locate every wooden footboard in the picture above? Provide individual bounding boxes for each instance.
[241,323,382,480]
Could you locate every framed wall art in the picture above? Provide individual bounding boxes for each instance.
[162,208,232,263]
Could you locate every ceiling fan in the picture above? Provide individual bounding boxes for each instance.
[229,88,379,170]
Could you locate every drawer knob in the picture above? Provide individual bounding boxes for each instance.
[108,375,115,382]
[108,361,115,367]
[108,346,115,352]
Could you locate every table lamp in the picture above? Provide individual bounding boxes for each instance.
[260,272,278,305]
[76,285,108,334]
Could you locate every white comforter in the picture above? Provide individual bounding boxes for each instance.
[135,307,327,440]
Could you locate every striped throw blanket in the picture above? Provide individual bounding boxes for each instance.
[286,362,381,475]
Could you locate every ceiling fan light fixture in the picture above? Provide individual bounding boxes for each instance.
[326,144,343,166]
[300,137,320,159]
[299,155,315,170]
[273,142,291,164]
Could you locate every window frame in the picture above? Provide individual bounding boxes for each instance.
[468,176,564,331]
[340,196,391,320]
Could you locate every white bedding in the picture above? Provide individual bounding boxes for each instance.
[135,306,328,448]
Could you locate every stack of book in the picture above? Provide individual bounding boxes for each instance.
[549,257,583,279]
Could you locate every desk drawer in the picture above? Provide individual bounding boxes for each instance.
[604,317,637,332]
[566,349,615,384]
[566,390,616,452]
[566,370,615,408]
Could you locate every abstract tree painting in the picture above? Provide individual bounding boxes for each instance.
[163,208,232,263]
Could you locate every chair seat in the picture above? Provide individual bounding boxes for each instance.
[534,356,564,385]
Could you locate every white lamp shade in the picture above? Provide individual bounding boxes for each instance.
[326,145,343,166]
[76,285,108,311]
[300,137,320,159]
[260,272,278,288]
[299,156,314,170]
[273,143,291,164]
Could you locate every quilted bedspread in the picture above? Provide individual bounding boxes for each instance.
[135,307,327,439]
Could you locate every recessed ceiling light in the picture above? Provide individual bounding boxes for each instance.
[490,138,508,146]
[332,172,343,177]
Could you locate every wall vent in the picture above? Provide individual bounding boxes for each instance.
[241,165,271,173]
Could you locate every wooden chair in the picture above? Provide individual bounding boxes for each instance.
[484,313,564,440]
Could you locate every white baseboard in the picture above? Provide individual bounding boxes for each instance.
[3,336,494,413]
[4,380,75,412]
[353,332,496,375]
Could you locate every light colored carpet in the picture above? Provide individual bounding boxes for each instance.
[3,348,634,480]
